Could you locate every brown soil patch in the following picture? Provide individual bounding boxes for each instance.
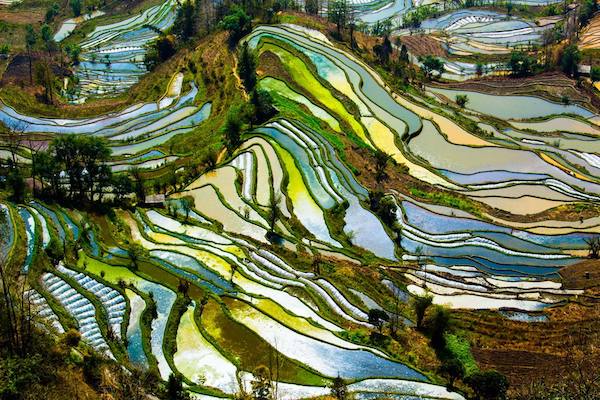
[560,258,600,289]
[258,50,292,82]
[472,348,564,384]
[399,35,446,58]
[455,299,600,391]
[0,8,44,24]
[1,52,70,85]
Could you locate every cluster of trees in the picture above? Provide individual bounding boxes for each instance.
[0,129,139,206]
[220,41,276,153]
[507,44,583,78]
[144,35,177,70]
[420,55,445,79]
[29,135,114,203]
[507,50,537,77]
[45,2,60,23]
[402,5,438,29]
[411,294,509,399]
[222,88,277,151]
[21,23,67,102]
[145,2,255,68]
[373,36,394,65]
[151,0,301,53]
[579,0,599,26]
[328,0,353,37]
[220,5,253,45]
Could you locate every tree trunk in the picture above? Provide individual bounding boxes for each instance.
[27,48,33,85]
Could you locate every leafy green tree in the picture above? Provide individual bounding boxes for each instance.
[40,24,56,55]
[70,0,82,16]
[455,94,469,108]
[144,36,176,70]
[174,0,198,41]
[466,370,509,400]
[34,61,54,103]
[112,174,133,203]
[328,0,349,36]
[223,106,243,152]
[330,375,348,400]
[305,0,319,14]
[374,36,393,65]
[368,309,389,333]
[45,2,60,22]
[33,150,61,198]
[369,190,397,226]
[65,44,82,65]
[41,24,52,44]
[399,44,409,63]
[506,1,513,16]
[220,6,252,45]
[238,41,257,92]
[378,197,397,226]
[402,5,436,28]
[374,149,391,184]
[579,0,598,26]
[166,373,189,400]
[476,62,484,76]
[180,197,193,221]
[429,305,451,347]
[561,45,581,77]
[62,329,81,347]
[130,167,146,202]
[249,89,276,125]
[591,66,600,82]
[7,169,25,202]
[412,293,433,330]
[128,244,144,270]
[266,191,282,234]
[45,237,64,266]
[50,135,112,202]
[420,55,444,79]
[508,51,534,77]
[155,36,176,61]
[439,358,465,389]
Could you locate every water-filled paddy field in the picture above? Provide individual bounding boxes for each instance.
[2,19,599,399]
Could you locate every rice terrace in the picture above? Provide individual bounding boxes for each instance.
[1,0,600,398]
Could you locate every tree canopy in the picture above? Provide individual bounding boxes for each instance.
[220,6,252,45]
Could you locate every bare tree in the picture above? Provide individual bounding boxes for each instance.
[585,236,600,259]
[26,135,45,196]
[1,120,29,168]
[389,284,403,337]
[0,208,35,356]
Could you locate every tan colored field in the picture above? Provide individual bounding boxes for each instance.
[580,14,600,50]
[399,35,446,58]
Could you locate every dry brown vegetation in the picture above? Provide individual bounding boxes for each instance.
[398,35,446,58]
[454,298,600,392]
[560,259,600,290]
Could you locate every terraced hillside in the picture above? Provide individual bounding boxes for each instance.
[1,6,600,399]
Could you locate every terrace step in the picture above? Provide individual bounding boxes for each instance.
[57,264,126,340]
[41,272,113,357]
